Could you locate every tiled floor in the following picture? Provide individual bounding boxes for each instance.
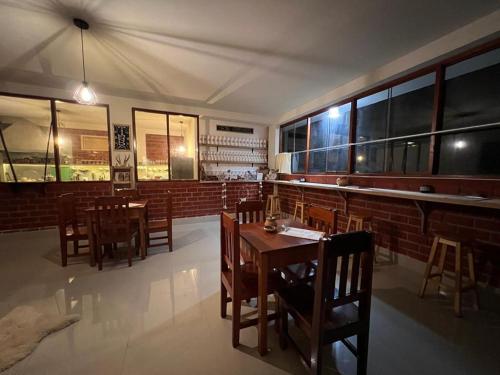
[1,216,500,375]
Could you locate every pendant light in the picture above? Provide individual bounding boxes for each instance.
[73,18,97,105]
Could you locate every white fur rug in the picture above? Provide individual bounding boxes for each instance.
[0,305,80,372]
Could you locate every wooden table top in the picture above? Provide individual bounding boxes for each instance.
[85,199,148,212]
[239,222,319,254]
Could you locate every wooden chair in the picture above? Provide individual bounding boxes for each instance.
[94,196,138,270]
[57,193,90,267]
[145,190,173,252]
[419,231,479,317]
[235,200,265,224]
[276,231,374,375]
[283,205,338,284]
[115,188,140,200]
[220,211,285,347]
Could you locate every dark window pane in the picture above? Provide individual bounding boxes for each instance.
[443,48,500,130]
[354,143,385,173]
[328,103,351,146]
[294,120,308,152]
[356,90,389,142]
[388,73,435,137]
[291,152,306,173]
[326,147,348,172]
[438,128,500,175]
[281,124,294,152]
[0,96,55,183]
[310,114,329,149]
[308,150,326,173]
[386,137,430,173]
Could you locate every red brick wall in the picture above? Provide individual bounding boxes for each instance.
[276,174,500,286]
[0,182,112,232]
[137,181,272,219]
[0,181,272,232]
[58,128,109,164]
[145,134,183,162]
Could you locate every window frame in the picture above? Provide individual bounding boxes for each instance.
[132,107,200,182]
[279,37,500,179]
[0,92,112,184]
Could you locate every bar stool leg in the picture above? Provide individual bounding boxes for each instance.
[467,250,480,310]
[437,244,448,294]
[293,202,299,222]
[454,243,463,317]
[419,236,439,297]
[346,216,352,232]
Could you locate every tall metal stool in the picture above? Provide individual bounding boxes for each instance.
[265,194,281,218]
[419,231,479,317]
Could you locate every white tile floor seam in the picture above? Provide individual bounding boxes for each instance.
[0,217,499,374]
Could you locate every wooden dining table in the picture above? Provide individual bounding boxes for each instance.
[85,199,149,267]
[239,221,320,356]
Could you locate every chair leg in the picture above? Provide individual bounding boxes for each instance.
[127,240,132,267]
[168,225,173,252]
[357,332,369,375]
[73,240,79,255]
[467,250,480,310]
[278,299,288,350]
[60,239,68,267]
[310,339,323,375]
[220,282,228,319]
[419,236,439,297]
[97,245,103,271]
[437,244,448,294]
[232,297,241,348]
[454,243,462,317]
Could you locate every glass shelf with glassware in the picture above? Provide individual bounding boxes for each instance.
[199,135,267,149]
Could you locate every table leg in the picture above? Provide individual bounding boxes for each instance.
[86,213,95,267]
[258,253,269,356]
[140,211,146,260]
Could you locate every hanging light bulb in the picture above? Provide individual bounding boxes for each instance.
[73,18,97,105]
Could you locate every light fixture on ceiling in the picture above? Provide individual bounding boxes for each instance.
[328,106,340,119]
[73,18,97,105]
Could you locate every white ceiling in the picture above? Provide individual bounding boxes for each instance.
[0,0,499,120]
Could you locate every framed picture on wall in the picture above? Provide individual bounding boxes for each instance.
[112,167,132,188]
[113,124,130,150]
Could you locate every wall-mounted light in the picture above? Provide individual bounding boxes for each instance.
[454,140,466,149]
[73,18,97,105]
[328,106,340,119]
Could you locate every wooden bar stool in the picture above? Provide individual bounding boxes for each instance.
[419,231,479,317]
[265,194,281,218]
[346,213,373,232]
[293,201,306,223]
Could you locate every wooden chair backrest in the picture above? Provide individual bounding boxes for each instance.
[115,188,140,200]
[236,200,265,223]
[220,211,241,289]
[307,205,338,235]
[57,193,78,233]
[95,196,131,244]
[313,231,374,332]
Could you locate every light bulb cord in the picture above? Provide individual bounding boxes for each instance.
[80,28,86,82]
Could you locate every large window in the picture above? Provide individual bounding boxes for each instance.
[354,73,435,174]
[134,109,198,181]
[281,119,307,173]
[56,101,110,181]
[0,96,55,183]
[439,47,500,175]
[0,95,111,183]
[309,103,351,173]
